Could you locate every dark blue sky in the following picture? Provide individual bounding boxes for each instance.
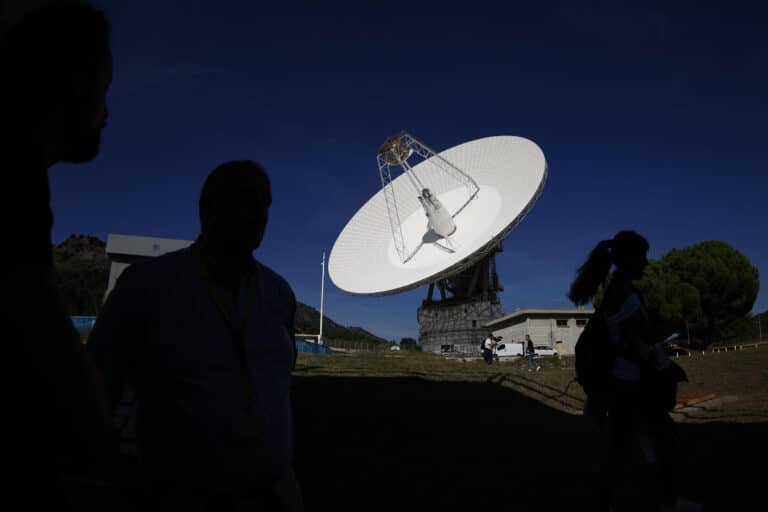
[50,1,767,340]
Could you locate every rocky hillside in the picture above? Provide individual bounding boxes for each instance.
[54,235,109,316]
[296,302,388,344]
[53,235,387,344]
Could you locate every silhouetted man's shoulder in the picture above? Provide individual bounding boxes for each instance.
[114,247,194,284]
[103,248,196,308]
[255,262,296,307]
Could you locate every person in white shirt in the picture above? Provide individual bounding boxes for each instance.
[482,333,496,365]
[88,161,302,511]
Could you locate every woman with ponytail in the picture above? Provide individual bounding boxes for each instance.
[570,232,659,381]
[569,231,698,512]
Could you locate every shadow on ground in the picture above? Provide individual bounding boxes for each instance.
[293,375,766,512]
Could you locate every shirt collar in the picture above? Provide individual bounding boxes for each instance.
[193,236,257,283]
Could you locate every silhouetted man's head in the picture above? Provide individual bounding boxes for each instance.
[0,1,111,164]
[199,161,272,254]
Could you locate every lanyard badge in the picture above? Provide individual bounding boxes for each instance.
[192,243,261,416]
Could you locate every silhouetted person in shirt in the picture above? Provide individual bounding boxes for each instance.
[568,231,699,512]
[88,161,303,511]
[0,1,114,506]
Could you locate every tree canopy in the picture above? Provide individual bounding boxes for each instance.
[635,259,702,326]
[589,241,759,345]
[662,241,759,342]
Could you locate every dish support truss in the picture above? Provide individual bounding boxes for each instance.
[377,131,480,264]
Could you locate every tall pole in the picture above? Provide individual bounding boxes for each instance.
[759,315,762,341]
[319,252,326,345]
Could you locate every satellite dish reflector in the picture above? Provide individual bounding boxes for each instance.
[329,134,547,296]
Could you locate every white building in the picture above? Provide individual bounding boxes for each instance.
[483,308,594,356]
[105,234,192,297]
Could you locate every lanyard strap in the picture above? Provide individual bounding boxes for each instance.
[192,243,258,411]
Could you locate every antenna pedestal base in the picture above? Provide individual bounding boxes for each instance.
[418,299,502,355]
[417,247,504,355]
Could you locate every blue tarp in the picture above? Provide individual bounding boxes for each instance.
[71,316,97,334]
[295,338,332,355]
[70,316,332,355]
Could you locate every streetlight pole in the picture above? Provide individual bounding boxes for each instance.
[319,252,326,345]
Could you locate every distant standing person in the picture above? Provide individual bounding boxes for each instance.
[526,335,541,371]
[568,231,698,511]
[482,333,496,365]
[88,161,302,511]
[0,1,115,505]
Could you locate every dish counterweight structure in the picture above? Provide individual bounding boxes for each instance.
[330,132,547,355]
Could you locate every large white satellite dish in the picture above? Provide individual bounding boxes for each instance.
[329,133,547,296]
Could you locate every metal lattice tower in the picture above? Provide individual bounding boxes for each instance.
[377,131,480,264]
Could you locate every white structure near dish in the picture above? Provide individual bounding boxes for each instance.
[485,308,595,357]
[329,132,548,355]
[105,234,192,296]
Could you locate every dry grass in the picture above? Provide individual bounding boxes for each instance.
[292,346,768,511]
[296,345,768,423]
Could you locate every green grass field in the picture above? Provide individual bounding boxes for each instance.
[291,346,768,511]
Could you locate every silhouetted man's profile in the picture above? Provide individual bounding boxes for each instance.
[0,0,114,506]
[88,161,303,511]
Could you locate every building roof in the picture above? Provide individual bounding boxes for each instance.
[484,307,595,328]
[106,233,193,258]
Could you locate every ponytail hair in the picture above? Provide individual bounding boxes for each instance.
[567,230,649,306]
[568,240,613,306]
